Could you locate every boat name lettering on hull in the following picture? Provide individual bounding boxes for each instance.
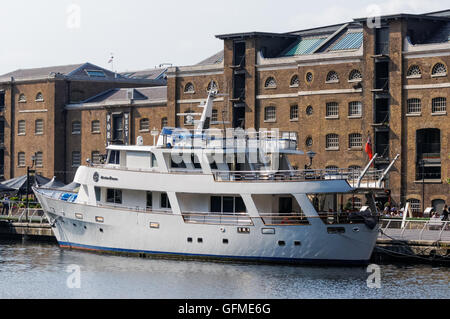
[101,176,119,181]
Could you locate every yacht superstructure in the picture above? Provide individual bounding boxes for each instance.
[33,90,397,264]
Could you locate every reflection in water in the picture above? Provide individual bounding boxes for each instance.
[0,240,448,299]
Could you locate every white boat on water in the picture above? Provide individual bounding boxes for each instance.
[33,90,398,265]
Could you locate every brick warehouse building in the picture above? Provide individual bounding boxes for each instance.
[2,9,450,214]
[0,62,165,183]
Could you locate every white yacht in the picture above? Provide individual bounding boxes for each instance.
[33,91,398,265]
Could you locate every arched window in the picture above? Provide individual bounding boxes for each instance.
[406,65,421,78]
[349,133,362,149]
[91,120,100,133]
[207,81,218,93]
[184,83,195,93]
[326,71,339,83]
[35,119,44,135]
[432,97,446,114]
[326,134,339,150]
[431,63,447,76]
[72,121,81,135]
[161,117,168,128]
[290,75,299,87]
[407,98,421,115]
[18,94,26,102]
[139,118,150,131]
[35,92,44,102]
[264,77,277,88]
[349,69,362,81]
[264,106,276,122]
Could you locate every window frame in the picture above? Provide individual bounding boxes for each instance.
[72,151,81,168]
[264,106,277,122]
[326,71,339,83]
[91,120,101,134]
[18,152,26,167]
[290,105,299,121]
[72,121,81,135]
[35,119,44,135]
[18,120,26,136]
[431,97,446,115]
[348,101,362,118]
[326,102,339,119]
[326,134,340,151]
[348,133,363,149]
[139,118,150,132]
[406,98,422,116]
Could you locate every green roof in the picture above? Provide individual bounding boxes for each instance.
[282,37,327,56]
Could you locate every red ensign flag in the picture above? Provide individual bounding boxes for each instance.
[365,136,373,160]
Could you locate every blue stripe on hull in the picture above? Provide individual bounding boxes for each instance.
[58,241,370,266]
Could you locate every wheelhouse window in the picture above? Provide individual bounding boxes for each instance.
[106,189,122,204]
[210,196,246,215]
[108,150,120,165]
[146,192,152,208]
[161,193,171,209]
[86,70,106,78]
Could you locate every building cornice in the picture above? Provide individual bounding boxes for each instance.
[65,99,167,111]
[167,64,224,78]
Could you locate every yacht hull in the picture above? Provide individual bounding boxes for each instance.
[36,191,379,265]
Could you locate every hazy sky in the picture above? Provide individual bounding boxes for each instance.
[0,0,448,75]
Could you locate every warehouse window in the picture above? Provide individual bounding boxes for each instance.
[431,63,447,76]
[326,134,339,150]
[349,133,362,149]
[139,118,150,132]
[432,97,446,114]
[72,151,81,167]
[407,98,421,115]
[264,106,276,122]
[348,101,362,117]
[18,94,26,103]
[18,120,26,135]
[91,120,100,133]
[290,75,299,87]
[207,81,218,93]
[264,77,277,88]
[184,83,195,93]
[35,92,44,102]
[18,152,25,167]
[35,152,43,168]
[72,121,81,135]
[290,105,299,121]
[407,199,421,214]
[211,109,219,122]
[91,151,101,165]
[406,65,421,78]
[161,117,168,128]
[349,69,362,81]
[35,119,44,135]
[326,71,339,83]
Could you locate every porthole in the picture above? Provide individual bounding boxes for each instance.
[306,72,313,83]
[305,137,313,147]
[198,238,203,243]
[294,241,301,246]
[278,241,286,246]
[187,237,193,243]
[223,239,229,244]
[99,228,104,233]
[306,106,313,116]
